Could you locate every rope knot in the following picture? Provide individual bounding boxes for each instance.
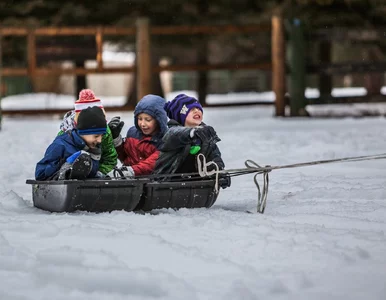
[196,153,220,193]
[244,159,270,213]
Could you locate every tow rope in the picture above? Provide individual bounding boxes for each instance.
[197,153,386,214]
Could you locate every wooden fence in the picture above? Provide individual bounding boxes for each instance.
[0,20,281,115]
[1,17,385,117]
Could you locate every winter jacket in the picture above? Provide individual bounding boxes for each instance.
[116,94,168,176]
[154,120,225,175]
[35,130,100,180]
[58,110,117,174]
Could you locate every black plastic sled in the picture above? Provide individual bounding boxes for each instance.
[26,177,220,213]
[137,179,218,211]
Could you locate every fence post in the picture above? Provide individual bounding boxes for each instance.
[286,19,307,116]
[96,26,104,71]
[136,18,152,101]
[27,29,36,92]
[271,14,286,117]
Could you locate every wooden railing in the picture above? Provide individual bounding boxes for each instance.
[0,23,272,76]
[0,21,280,114]
[1,18,386,117]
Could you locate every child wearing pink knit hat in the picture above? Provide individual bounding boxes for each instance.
[74,89,105,121]
[58,89,117,176]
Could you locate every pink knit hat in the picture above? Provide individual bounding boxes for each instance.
[74,89,103,113]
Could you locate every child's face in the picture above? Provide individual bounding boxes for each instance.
[185,107,203,127]
[137,113,158,136]
[81,134,103,149]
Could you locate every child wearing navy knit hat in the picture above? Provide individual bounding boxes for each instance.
[154,94,230,189]
[35,106,108,181]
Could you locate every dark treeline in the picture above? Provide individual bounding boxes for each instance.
[1,0,386,101]
[2,0,385,27]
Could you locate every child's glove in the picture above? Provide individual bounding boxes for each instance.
[57,162,72,180]
[66,150,89,163]
[194,125,219,144]
[58,151,92,180]
[219,173,231,189]
[120,166,135,178]
[108,116,125,139]
[95,171,106,178]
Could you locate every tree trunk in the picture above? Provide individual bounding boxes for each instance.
[75,60,86,99]
[196,0,209,105]
[125,55,164,109]
[0,35,2,130]
[319,40,332,98]
[151,53,164,98]
[197,40,208,105]
[286,19,308,117]
[125,67,137,110]
[363,47,384,96]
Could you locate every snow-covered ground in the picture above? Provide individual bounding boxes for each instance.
[1,99,386,299]
[3,86,386,118]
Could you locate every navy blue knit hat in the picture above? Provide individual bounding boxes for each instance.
[164,94,203,126]
[77,106,107,135]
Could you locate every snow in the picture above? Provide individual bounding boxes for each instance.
[169,86,379,105]
[1,94,386,299]
[0,93,127,111]
[102,50,135,64]
[3,87,386,118]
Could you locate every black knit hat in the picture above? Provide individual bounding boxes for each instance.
[77,106,107,135]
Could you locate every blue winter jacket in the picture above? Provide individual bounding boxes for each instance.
[35,130,100,180]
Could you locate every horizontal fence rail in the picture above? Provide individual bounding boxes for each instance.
[0,24,272,77]
[0,22,276,115]
[0,24,270,36]
[1,63,272,77]
[1,21,386,117]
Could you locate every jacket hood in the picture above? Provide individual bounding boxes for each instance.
[134,94,168,136]
[59,110,76,132]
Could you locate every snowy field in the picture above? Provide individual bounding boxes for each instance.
[1,102,386,299]
[2,85,386,113]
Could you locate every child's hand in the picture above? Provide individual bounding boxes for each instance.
[66,150,89,163]
[95,171,107,178]
[194,125,218,144]
[108,116,125,139]
[120,166,135,177]
[219,173,231,189]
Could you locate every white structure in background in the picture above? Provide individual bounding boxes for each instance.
[59,43,135,97]
[59,43,173,97]
[159,57,173,95]
[86,50,135,96]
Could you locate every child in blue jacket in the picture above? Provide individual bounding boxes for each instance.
[35,106,107,181]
